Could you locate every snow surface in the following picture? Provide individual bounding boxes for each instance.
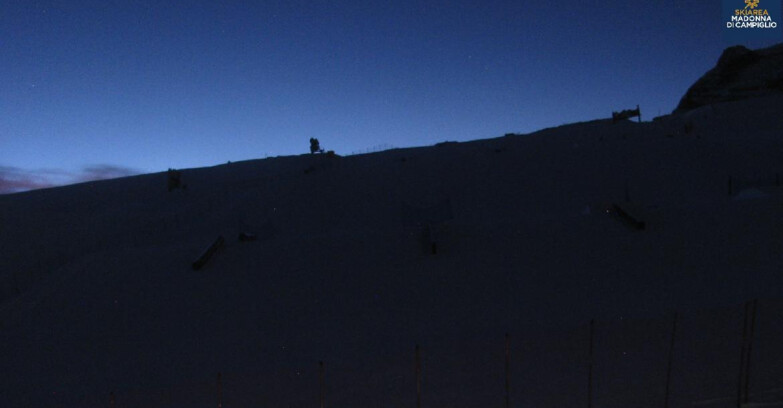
[2,95,783,407]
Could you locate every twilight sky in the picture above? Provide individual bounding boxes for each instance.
[1,0,781,193]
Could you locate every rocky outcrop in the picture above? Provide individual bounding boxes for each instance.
[674,43,783,114]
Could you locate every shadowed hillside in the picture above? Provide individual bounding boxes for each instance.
[2,51,783,407]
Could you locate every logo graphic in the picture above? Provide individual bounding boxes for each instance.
[723,0,782,41]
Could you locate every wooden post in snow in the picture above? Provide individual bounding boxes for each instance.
[426,224,437,255]
[729,176,734,196]
[416,345,422,408]
[664,312,678,408]
[737,302,750,408]
[505,332,511,408]
[624,180,630,203]
[109,392,115,408]
[192,236,225,270]
[217,372,223,408]
[611,204,645,230]
[588,319,595,408]
[744,300,758,404]
[12,272,20,296]
[319,361,325,408]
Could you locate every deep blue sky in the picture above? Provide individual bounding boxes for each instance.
[1,0,781,192]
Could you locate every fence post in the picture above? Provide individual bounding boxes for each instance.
[110,391,115,408]
[664,312,678,408]
[217,372,223,408]
[416,345,421,408]
[505,332,510,408]
[737,302,750,408]
[588,319,595,408]
[12,272,20,295]
[729,176,733,196]
[744,299,758,404]
[624,180,630,202]
[319,361,325,408]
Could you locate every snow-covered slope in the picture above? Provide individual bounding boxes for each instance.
[2,94,783,407]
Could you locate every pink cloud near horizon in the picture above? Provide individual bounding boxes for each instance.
[76,165,141,183]
[0,165,140,194]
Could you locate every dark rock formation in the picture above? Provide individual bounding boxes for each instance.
[674,43,783,114]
